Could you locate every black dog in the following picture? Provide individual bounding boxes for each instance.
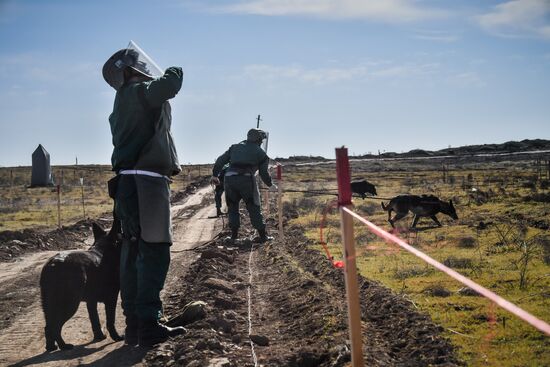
[351,179,377,199]
[381,194,458,228]
[40,220,123,351]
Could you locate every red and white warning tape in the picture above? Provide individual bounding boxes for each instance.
[342,206,550,336]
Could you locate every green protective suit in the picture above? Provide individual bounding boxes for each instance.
[109,67,182,322]
[213,141,272,232]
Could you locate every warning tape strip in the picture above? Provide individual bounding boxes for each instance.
[342,206,550,336]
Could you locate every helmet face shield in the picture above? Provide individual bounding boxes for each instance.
[124,40,163,79]
[103,40,163,90]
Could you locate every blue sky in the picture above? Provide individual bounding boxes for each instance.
[0,0,549,166]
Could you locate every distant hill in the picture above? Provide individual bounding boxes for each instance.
[275,139,550,162]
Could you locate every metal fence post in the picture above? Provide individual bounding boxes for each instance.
[335,147,364,367]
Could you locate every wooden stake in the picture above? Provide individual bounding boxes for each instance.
[56,184,61,229]
[80,177,86,219]
[335,147,364,367]
[277,165,284,238]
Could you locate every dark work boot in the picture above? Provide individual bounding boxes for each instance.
[231,228,238,240]
[124,315,139,346]
[254,228,274,243]
[138,319,186,347]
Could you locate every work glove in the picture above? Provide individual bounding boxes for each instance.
[210,176,220,186]
[269,184,278,192]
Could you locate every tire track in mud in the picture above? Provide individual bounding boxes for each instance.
[0,186,221,367]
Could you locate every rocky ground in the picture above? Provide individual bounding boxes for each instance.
[146,209,463,367]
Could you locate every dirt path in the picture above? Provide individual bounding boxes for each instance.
[145,211,462,366]
[0,186,221,367]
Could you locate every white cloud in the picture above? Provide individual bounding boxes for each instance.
[476,0,550,39]
[239,61,441,86]
[213,0,447,23]
[446,72,486,88]
[412,30,460,43]
[241,64,368,85]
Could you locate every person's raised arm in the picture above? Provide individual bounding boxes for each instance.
[144,67,183,107]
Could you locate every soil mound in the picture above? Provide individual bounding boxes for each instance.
[146,219,463,366]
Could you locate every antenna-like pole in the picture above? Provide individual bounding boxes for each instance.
[256,114,262,128]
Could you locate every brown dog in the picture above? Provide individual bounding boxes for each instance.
[381,195,458,228]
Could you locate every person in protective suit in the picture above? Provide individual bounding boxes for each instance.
[213,164,228,217]
[211,129,276,243]
[102,41,185,347]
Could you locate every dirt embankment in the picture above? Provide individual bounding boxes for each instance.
[146,212,463,366]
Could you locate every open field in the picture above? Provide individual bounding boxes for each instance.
[0,164,213,232]
[280,152,550,366]
[0,151,548,366]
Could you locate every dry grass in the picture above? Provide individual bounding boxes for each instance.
[0,164,211,231]
[282,155,550,367]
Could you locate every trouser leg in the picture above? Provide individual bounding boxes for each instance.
[135,241,170,321]
[224,178,241,231]
[115,175,140,323]
[120,240,138,319]
[244,197,266,232]
[214,187,223,209]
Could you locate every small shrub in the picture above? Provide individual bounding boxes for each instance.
[422,284,451,297]
[539,237,550,265]
[393,266,433,280]
[522,178,537,190]
[522,193,550,203]
[458,236,476,248]
[457,287,480,297]
[294,197,319,212]
[443,256,473,269]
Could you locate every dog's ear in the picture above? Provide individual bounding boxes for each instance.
[92,222,106,240]
[108,218,121,240]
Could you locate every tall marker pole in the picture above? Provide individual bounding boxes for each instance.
[277,164,284,238]
[335,147,364,367]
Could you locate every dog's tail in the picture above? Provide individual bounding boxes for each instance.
[381,201,388,211]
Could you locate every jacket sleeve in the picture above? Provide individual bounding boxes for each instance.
[258,154,272,187]
[143,67,183,107]
[213,148,231,177]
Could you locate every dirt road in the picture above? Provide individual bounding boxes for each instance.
[0,186,221,367]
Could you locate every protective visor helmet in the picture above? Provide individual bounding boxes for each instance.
[246,128,267,144]
[102,40,164,90]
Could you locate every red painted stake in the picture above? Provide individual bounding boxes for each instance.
[335,147,364,367]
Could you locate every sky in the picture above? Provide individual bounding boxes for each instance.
[0,0,549,166]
